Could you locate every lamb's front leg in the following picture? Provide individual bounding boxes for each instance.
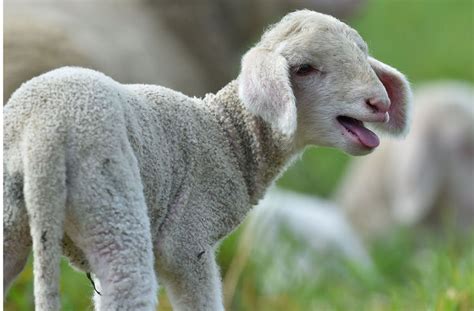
[156,239,224,311]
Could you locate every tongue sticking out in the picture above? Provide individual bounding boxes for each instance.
[338,116,380,148]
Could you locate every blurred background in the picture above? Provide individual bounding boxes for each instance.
[4,0,473,310]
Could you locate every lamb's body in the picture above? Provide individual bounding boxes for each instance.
[4,10,411,311]
[4,68,289,310]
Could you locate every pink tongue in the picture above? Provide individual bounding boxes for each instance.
[340,118,380,148]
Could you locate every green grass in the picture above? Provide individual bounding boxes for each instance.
[353,0,474,84]
[226,227,474,311]
[6,227,473,311]
[5,258,94,311]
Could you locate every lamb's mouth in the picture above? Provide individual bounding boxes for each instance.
[337,116,380,148]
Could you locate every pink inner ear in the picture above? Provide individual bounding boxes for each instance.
[376,70,408,134]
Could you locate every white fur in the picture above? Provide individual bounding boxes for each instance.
[239,47,297,136]
[3,10,410,310]
[239,10,412,153]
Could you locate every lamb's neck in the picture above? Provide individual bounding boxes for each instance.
[205,80,297,204]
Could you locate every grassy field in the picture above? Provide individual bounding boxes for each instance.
[223,227,474,311]
[6,227,473,311]
[4,0,474,310]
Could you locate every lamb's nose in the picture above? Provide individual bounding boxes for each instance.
[366,97,390,113]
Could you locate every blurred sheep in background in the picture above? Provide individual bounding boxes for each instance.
[337,81,474,237]
[224,187,371,306]
[251,188,371,264]
[4,0,366,102]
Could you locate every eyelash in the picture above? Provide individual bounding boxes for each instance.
[294,64,320,76]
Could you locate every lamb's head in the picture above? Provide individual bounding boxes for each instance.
[238,10,412,155]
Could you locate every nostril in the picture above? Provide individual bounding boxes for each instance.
[366,98,390,113]
[366,99,379,113]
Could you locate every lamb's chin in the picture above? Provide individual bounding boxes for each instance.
[338,137,377,156]
[343,143,376,156]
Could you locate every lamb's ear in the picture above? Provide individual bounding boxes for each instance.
[238,47,297,136]
[369,57,412,136]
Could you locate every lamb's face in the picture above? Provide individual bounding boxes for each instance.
[239,10,411,156]
[284,18,396,155]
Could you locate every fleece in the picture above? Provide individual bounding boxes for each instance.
[3,68,294,310]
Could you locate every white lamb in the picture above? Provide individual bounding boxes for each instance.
[3,10,411,311]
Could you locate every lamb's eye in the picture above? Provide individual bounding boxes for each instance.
[295,64,318,76]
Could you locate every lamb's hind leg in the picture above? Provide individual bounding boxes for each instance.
[3,172,31,294]
[66,151,157,311]
[156,229,224,311]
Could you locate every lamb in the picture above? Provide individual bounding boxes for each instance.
[337,81,474,237]
[3,10,411,311]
